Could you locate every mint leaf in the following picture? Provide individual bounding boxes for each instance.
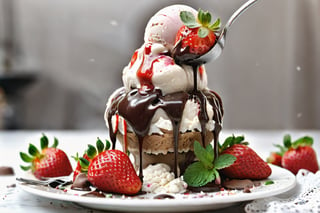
[265,180,274,185]
[180,11,200,28]
[183,162,215,187]
[194,141,213,168]
[214,154,236,170]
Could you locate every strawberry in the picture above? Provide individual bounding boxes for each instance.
[220,135,272,180]
[174,9,220,56]
[20,134,72,179]
[72,137,110,182]
[280,135,319,175]
[72,153,91,182]
[87,149,141,195]
[266,152,282,167]
[79,138,141,195]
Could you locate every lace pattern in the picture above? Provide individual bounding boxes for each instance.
[245,169,320,213]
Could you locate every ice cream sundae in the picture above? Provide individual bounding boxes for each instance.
[105,4,223,178]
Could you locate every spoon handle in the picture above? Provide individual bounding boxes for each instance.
[226,0,260,29]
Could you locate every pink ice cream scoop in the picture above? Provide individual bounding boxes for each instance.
[144,4,197,49]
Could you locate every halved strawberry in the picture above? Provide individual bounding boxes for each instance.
[20,134,72,179]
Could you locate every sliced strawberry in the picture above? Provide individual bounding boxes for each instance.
[20,134,72,179]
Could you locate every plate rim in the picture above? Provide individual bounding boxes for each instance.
[17,165,296,211]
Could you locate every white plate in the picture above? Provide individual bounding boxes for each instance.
[17,165,296,212]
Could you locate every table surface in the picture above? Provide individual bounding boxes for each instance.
[0,129,319,213]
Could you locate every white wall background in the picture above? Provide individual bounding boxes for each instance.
[1,0,319,130]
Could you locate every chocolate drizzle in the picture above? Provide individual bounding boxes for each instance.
[107,40,223,180]
[107,84,223,179]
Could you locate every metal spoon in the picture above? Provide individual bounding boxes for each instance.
[16,176,72,188]
[175,0,260,65]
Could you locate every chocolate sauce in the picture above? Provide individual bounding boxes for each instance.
[187,182,220,193]
[81,190,106,198]
[71,173,91,191]
[153,194,175,199]
[107,40,223,180]
[107,86,223,179]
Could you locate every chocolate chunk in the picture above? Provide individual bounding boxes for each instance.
[222,179,254,190]
[0,166,14,176]
[153,194,175,199]
[71,173,91,191]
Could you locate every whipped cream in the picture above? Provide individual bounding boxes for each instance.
[142,163,187,194]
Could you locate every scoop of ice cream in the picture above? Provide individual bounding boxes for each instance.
[123,42,208,95]
[144,5,197,49]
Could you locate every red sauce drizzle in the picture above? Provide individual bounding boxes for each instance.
[136,43,174,91]
[130,51,138,68]
[114,114,119,134]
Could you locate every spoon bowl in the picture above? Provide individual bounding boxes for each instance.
[179,0,260,65]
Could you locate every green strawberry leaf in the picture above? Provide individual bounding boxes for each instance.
[220,135,246,153]
[198,27,209,38]
[96,137,104,153]
[40,134,49,150]
[198,9,211,26]
[183,161,215,187]
[180,11,201,28]
[20,152,34,163]
[209,18,221,31]
[273,144,287,156]
[105,140,111,150]
[52,137,59,148]
[79,157,90,170]
[28,144,40,157]
[20,165,31,171]
[194,141,214,168]
[292,136,313,148]
[283,134,292,148]
[214,154,236,170]
[87,144,97,159]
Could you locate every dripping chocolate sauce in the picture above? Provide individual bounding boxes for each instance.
[107,41,223,180]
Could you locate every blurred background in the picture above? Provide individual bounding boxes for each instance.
[0,0,319,130]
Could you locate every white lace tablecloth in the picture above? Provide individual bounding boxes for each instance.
[245,169,320,213]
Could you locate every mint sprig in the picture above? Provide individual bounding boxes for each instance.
[183,141,236,187]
